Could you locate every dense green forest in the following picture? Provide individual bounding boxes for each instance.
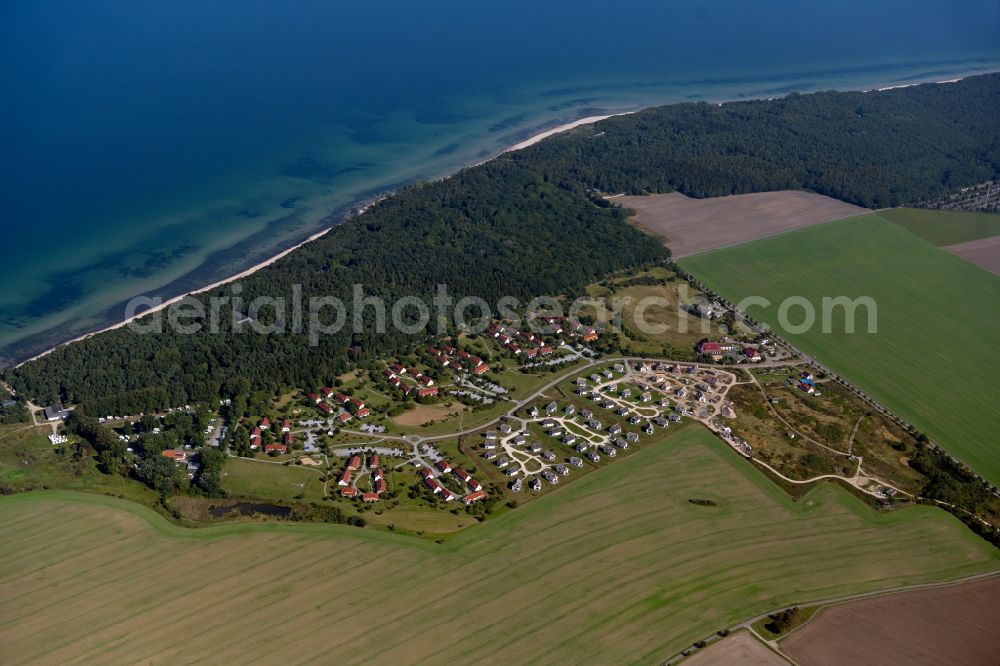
[6,75,1000,414]
[6,163,666,415]
[514,74,1000,208]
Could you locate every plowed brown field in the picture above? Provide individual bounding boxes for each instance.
[944,235,1000,276]
[781,576,1000,666]
[619,190,866,256]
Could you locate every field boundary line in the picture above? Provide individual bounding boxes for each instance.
[664,569,1000,665]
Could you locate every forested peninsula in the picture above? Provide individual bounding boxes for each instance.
[7,74,1000,415]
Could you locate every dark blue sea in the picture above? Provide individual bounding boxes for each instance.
[2,0,999,364]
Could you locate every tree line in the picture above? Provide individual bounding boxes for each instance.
[512,74,1000,208]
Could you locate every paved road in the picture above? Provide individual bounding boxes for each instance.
[340,357,602,445]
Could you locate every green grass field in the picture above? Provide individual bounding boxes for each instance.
[221,457,326,501]
[680,213,1000,486]
[1,427,995,664]
[880,208,1000,246]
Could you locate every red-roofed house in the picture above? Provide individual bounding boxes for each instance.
[697,339,724,359]
[435,459,452,474]
[350,397,365,409]
[259,417,270,428]
[340,486,357,498]
[337,412,352,423]
[368,454,379,469]
[462,490,486,505]
[374,477,386,495]
[334,392,349,404]
[743,347,762,362]
[308,393,322,403]
[539,346,553,356]
[283,432,293,446]
[281,419,291,433]
[320,387,334,397]
[355,407,370,418]
[162,449,188,463]
[417,374,434,386]
[337,469,352,486]
[418,386,438,397]
[346,455,361,471]
[265,443,287,455]
[453,467,471,484]
[390,363,406,375]
[317,402,333,414]
[422,475,442,494]
[362,492,379,503]
[472,363,489,375]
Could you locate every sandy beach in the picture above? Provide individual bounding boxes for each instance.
[14,225,335,367]
[12,72,991,369]
[503,114,626,152]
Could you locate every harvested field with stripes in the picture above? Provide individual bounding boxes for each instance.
[1,428,996,664]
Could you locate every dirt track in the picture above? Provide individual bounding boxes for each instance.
[682,631,787,665]
[780,576,1000,666]
[617,191,867,257]
[944,234,1000,276]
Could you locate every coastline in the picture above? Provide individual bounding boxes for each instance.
[14,225,331,368]
[11,114,623,369]
[8,71,995,370]
[502,114,624,152]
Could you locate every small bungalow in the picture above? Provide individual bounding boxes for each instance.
[463,490,486,505]
[162,449,188,463]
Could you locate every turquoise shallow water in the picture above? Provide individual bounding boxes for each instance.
[1,0,999,365]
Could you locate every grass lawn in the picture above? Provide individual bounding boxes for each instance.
[680,213,1000,487]
[379,362,571,437]
[581,266,727,356]
[221,457,326,501]
[389,402,467,428]
[879,208,1000,246]
[0,423,161,510]
[387,400,508,436]
[2,427,995,664]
